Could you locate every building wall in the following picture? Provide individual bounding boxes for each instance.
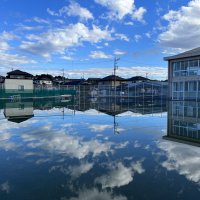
[4,102,33,117]
[4,79,33,93]
[169,56,200,100]
[167,101,200,144]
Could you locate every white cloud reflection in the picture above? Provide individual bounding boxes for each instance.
[157,140,200,184]
[62,188,127,200]
[95,160,145,188]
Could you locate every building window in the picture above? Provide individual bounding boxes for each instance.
[18,85,24,91]
[173,59,200,77]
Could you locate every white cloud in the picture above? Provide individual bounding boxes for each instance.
[114,49,127,55]
[22,66,167,80]
[20,126,113,159]
[32,17,49,24]
[95,0,146,22]
[145,32,151,38]
[0,31,37,69]
[67,162,94,179]
[47,1,93,21]
[61,55,74,60]
[0,31,16,52]
[158,0,200,50]
[124,21,134,26]
[89,124,113,132]
[0,53,37,68]
[134,34,142,42]
[89,51,112,59]
[157,140,200,184]
[115,141,129,149]
[95,161,145,188]
[65,188,127,200]
[47,8,59,16]
[0,181,10,194]
[132,7,146,22]
[133,140,141,148]
[20,23,113,59]
[60,1,94,21]
[115,33,129,42]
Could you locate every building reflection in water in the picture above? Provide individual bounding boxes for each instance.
[164,101,200,146]
[0,96,167,127]
[1,96,200,147]
[4,101,34,123]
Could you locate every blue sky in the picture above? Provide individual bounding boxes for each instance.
[0,0,198,79]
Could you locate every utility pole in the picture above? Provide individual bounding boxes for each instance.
[114,57,120,96]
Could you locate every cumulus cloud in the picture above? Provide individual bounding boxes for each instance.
[89,51,112,59]
[50,161,94,179]
[95,161,145,188]
[95,0,146,21]
[158,0,200,50]
[20,23,113,59]
[47,1,93,21]
[157,140,200,184]
[20,126,113,159]
[0,31,36,68]
[64,188,127,200]
[60,1,94,21]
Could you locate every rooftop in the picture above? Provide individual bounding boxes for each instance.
[101,75,125,81]
[127,76,150,81]
[164,47,200,61]
[7,70,33,77]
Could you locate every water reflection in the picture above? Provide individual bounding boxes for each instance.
[0,97,200,200]
[164,101,200,146]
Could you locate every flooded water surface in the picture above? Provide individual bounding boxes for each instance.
[0,98,199,200]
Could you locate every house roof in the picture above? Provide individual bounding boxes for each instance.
[101,75,125,81]
[6,115,34,123]
[127,76,149,81]
[164,47,200,61]
[7,70,33,77]
[87,78,101,81]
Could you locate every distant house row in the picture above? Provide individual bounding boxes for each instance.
[0,69,167,91]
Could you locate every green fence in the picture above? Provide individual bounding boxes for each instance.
[0,88,76,99]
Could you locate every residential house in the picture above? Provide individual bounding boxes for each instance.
[164,47,200,100]
[4,70,33,93]
[63,78,86,85]
[126,76,150,86]
[87,78,101,85]
[4,101,34,123]
[34,74,53,87]
[98,75,126,87]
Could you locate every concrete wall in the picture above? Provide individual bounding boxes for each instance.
[4,79,33,93]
